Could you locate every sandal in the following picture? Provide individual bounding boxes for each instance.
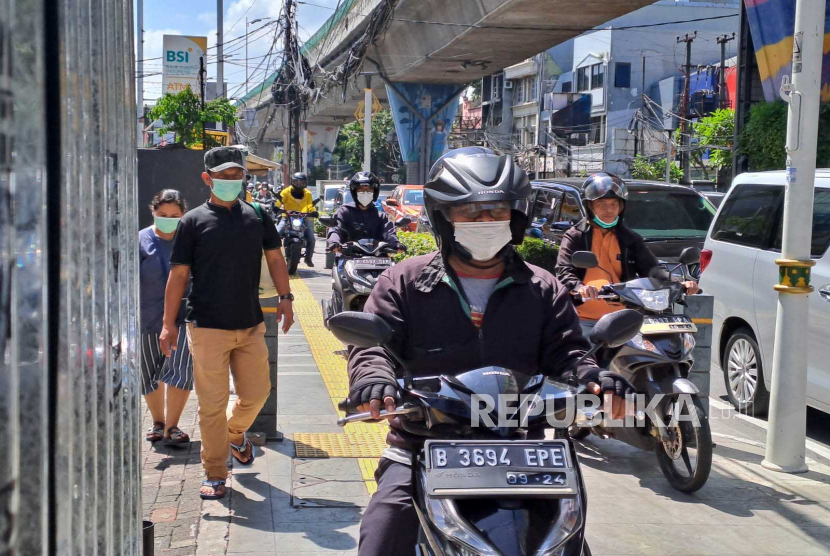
[165,426,190,444]
[146,422,165,442]
[199,479,227,500]
[230,434,256,466]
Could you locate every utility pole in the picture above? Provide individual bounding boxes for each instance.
[217,0,224,99]
[137,0,144,146]
[677,32,696,184]
[199,57,207,149]
[665,130,672,183]
[717,33,736,109]
[245,17,249,96]
[363,74,373,172]
[763,0,827,474]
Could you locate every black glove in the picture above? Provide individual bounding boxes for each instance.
[310,211,319,218]
[348,381,399,412]
[395,243,407,252]
[579,368,635,398]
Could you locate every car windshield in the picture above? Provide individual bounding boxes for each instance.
[341,190,353,204]
[403,189,423,205]
[625,190,716,239]
[325,188,341,201]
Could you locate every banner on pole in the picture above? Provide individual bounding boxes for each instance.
[386,83,461,167]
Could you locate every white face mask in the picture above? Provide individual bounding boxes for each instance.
[356,192,374,207]
[453,221,512,261]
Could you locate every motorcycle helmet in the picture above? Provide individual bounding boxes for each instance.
[424,147,531,260]
[348,171,381,203]
[581,172,628,217]
[291,172,307,199]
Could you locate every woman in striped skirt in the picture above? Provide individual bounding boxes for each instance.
[140,189,193,443]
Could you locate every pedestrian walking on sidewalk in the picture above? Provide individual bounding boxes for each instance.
[141,189,193,444]
[159,146,295,501]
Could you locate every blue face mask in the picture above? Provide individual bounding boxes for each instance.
[593,215,619,229]
[211,178,243,202]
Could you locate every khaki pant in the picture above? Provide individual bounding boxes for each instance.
[186,322,271,480]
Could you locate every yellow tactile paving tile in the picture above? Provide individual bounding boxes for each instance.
[289,275,386,492]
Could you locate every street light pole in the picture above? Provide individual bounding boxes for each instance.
[363,74,372,172]
[137,0,144,146]
[217,0,224,99]
[245,17,249,96]
[763,0,827,474]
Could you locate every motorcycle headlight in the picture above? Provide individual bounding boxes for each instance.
[343,260,372,293]
[291,218,303,230]
[630,333,662,355]
[631,288,670,311]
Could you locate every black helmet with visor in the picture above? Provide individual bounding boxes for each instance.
[581,172,628,217]
[291,172,308,189]
[347,171,381,203]
[423,147,531,260]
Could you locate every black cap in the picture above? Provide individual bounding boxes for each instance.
[204,147,245,173]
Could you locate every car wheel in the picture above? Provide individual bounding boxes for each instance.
[723,328,770,415]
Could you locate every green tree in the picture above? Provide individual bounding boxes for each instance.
[333,110,402,181]
[147,87,238,148]
[692,108,735,181]
[739,101,830,171]
[631,155,683,183]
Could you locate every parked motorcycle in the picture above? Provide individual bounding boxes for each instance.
[569,247,712,493]
[318,216,410,327]
[278,198,320,275]
[328,309,644,556]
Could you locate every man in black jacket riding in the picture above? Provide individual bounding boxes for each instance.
[556,172,698,333]
[347,148,634,556]
[326,171,401,253]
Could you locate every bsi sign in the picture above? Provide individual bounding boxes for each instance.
[162,35,207,95]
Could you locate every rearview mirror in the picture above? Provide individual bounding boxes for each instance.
[313,197,321,205]
[572,251,598,269]
[385,198,399,207]
[395,217,412,228]
[589,309,644,348]
[679,246,701,266]
[318,217,336,228]
[328,312,394,348]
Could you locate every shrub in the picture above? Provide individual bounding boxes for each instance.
[515,237,559,273]
[393,232,437,262]
[314,214,329,237]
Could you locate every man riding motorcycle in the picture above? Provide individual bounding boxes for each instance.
[276,172,317,267]
[346,148,634,556]
[326,171,402,254]
[555,172,699,334]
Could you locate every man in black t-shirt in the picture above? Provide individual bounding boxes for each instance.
[160,146,295,501]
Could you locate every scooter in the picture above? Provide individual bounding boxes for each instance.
[278,198,320,275]
[569,247,712,493]
[327,309,644,556]
[318,216,410,327]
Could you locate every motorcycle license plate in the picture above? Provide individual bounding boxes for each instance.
[353,257,393,269]
[641,315,697,335]
[423,440,578,498]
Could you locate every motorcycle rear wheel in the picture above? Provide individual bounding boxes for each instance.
[655,396,712,493]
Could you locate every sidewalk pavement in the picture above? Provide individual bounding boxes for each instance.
[141,247,830,556]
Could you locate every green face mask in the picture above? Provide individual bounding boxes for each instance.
[211,178,243,202]
[154,216,181,234]
[593,215,619,229]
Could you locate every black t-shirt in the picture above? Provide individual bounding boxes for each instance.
[170,200,282,330]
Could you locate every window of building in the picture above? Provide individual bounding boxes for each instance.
[576,67,589,92]
[514,80,524,104]
[561,80,572,93]
[492,74,503,100]
[615,62,631,88]
[527,76,538,102]
[711,185,783,249]
[591,63,605,90]
[588,115,605,144]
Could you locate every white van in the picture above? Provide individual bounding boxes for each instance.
[699,169,830,414]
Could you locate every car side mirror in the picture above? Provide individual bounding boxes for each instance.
[395,217,412,228]
[318,217,336,228]
[385,198,398,207]
[679,246,701,266]
[589,309,644,348]
[551,221,573,231]
[572,251,598,269]
[328,312,394,348]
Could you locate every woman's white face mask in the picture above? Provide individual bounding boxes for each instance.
[453,221,512,261]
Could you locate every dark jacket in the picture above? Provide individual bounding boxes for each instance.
[555,218,667,296]
[348,250,598,448]
[326,203,399,249]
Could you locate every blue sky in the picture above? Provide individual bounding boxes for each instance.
[138,0,341,104]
